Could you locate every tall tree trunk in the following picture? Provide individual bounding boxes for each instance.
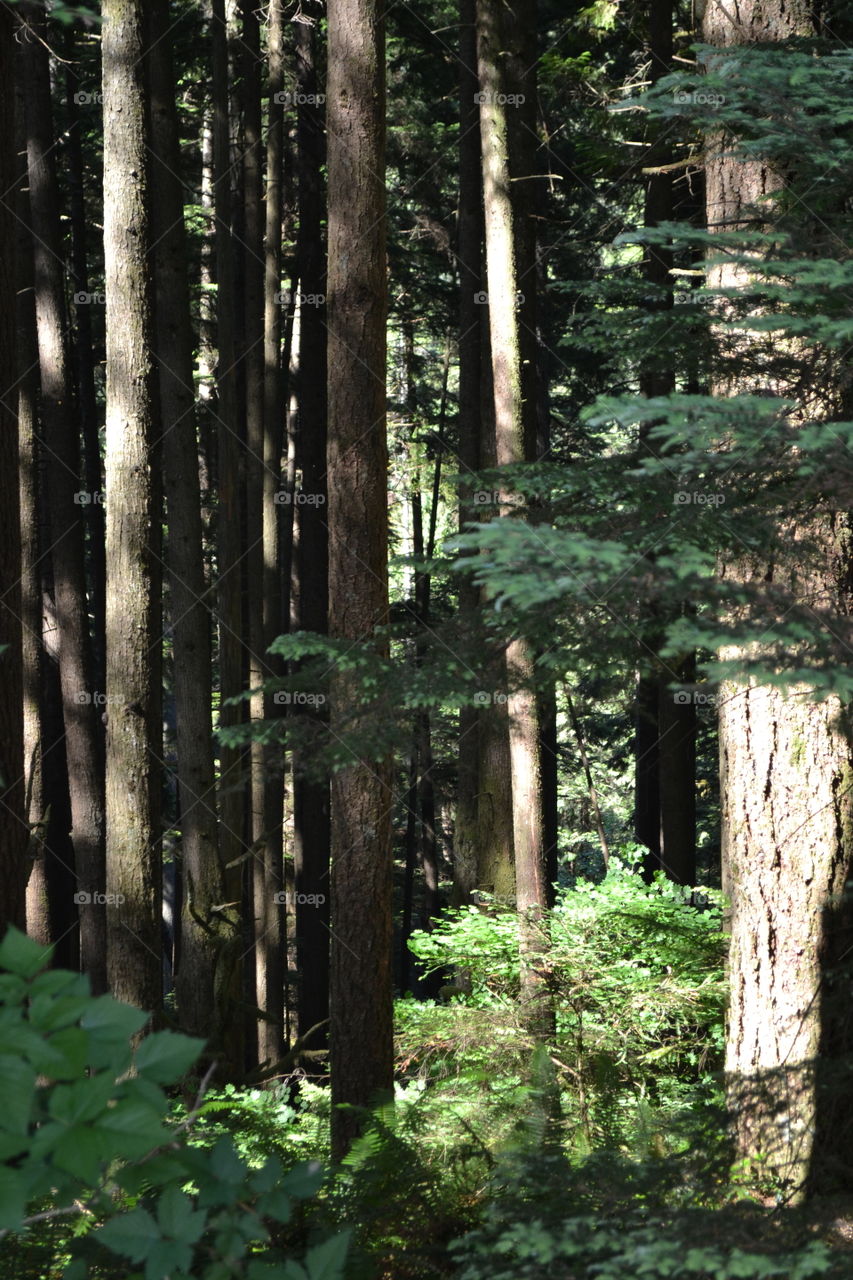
[0,5,26,934]
[212,0,246,1070]
[21,5,106,984]
[292,16,331,1049]
[453,0,482,908]
[147,0,237,1060]
[703,0,850,1196]
[327,0,393,1159]
[102,0,162,1014]
[64,28,106,701]
[477,0,551,1035]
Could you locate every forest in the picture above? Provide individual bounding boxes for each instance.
[2,0,853,1274]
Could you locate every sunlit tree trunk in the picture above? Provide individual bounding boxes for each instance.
[703,0,853,1196]
[477,0,550,1034]
[327,0,393,1159]
[102,0,162,1013]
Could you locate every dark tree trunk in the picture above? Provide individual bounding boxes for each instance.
[292,16,331,1050]
[21,5,106,984]
[0,5,27,933]
[147,0,237,1060]
[327,0,393,1159]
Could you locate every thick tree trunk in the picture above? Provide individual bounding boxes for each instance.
[21,6,106,984]
[292,16,331,1049]
[102,0,162,1014]
[702,0,851,1195]
[327,0,393,1159]
[0,6,27,934]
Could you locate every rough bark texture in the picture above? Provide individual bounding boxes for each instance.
[22,6,106,983]
[0,5,27,934]
[293,14,331,1047]
[327,0,393,1159]
[703,0,853,1194]
[102,0,162,1014]
[148,0,237,1060]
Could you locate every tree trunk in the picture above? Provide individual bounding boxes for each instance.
[703,0,850,1195]
[212,0,246,1071]
[292,15,331,1049]
[477,0,550,1033]
[21,5,106,984]
[327,0,393,1159]
[0,4,27,934]
[147,0,238,1060]
[102,0,162,1014]
[453,0,482,908]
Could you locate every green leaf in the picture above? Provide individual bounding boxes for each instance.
[96,1207,158,1263]
[0,1167,26,1230]
[80,995,148,1047]
[134,1031,204,1083]
[0,1057,35,1133]
[303,1231,351,1280]
[156,1186,206,1245]
[0,927,51,978]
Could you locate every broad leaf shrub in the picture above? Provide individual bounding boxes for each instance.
[0,928,347,1280]
[407,850,727,1153]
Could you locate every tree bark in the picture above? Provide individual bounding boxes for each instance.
[21,5,106,984]
[0,5,27,934]
[293,14,331,1049]
[327,0,393,1158]
[147,0,238,1061]
[702,0,851,1195]
[102,0,162,1014]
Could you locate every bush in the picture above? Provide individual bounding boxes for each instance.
[0,928,347,1280]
